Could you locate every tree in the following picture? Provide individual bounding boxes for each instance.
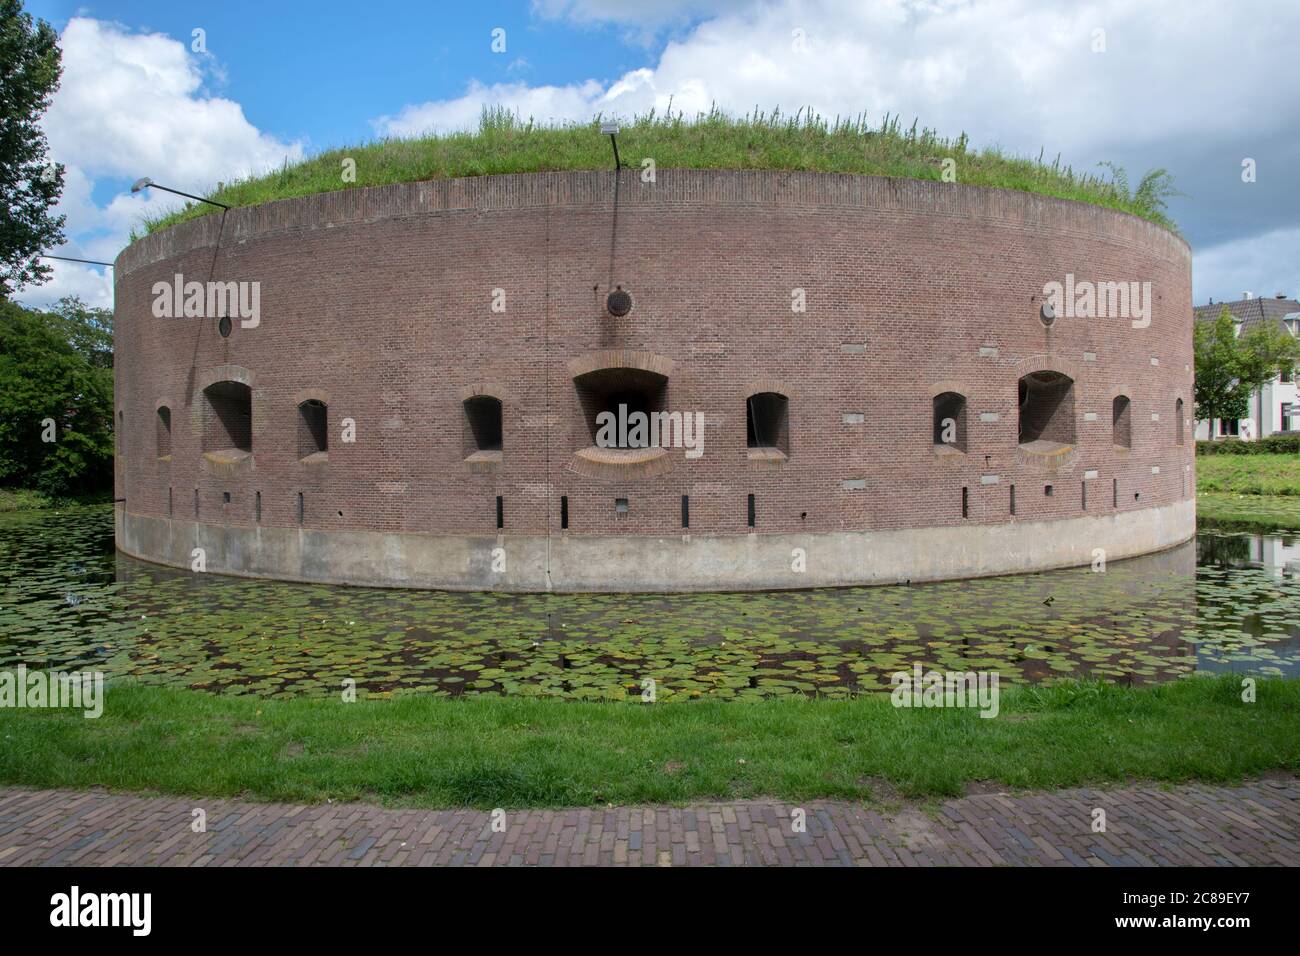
[1193,306,1300,428]
[0,0,64,295]
[0,296,114,496]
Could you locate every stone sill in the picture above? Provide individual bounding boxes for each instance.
[568,446,674,480]
[203,448,252,466]
[1018,439,1074,458]
[464,449,502,472]
[746,446,787,464]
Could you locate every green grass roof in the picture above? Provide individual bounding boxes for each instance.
[141,107,1179,236]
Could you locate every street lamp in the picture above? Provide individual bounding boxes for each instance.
[600,121,622,169]
[131,177,229,210]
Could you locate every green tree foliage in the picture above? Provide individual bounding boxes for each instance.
[0,296,114,496]
[1194,306,1300,425]
[0,0,64,295]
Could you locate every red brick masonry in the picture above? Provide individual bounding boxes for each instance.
[2,779,1294,866]
[112,170,1195,588]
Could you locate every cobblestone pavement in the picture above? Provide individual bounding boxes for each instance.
[1,778,1297,866]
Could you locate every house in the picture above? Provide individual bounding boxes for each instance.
[1193,293,1300,439]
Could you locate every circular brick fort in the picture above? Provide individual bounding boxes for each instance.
[112,169,1195,591]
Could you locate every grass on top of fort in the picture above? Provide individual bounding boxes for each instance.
[142,106,1179,236]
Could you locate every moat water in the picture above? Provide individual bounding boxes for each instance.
[1,505,1298,700]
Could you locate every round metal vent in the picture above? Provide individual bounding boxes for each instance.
[1039,302,1056,327]
[606,287,632,317]
[218,315,233,337]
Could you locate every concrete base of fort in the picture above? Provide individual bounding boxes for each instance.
[117,500,1195,592]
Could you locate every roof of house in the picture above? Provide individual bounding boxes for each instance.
[1194,294,1300,334]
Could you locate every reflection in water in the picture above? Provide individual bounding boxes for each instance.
[1195,531,1300,679]
[1,507,1297,699]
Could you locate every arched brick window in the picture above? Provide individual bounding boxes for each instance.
[201,381,252,454]
[1175,397,1185,445]
[932,392,967,452]
[576,369,667,449]
[156,406,172,459]
[1018,371,1075,450]
[746,392,789,456]
[1112,395,1132,449]
[297,399,327,460]
[464,396,503,453]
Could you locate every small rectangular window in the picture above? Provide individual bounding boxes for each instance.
[168,487,173,517]
[1081,481,1087,510]
[496,495,504,529]
[255,491,262,522]
[1044,484,1053,497]
[297,491,304,525]
[961,486,969,518]
[1113,478,1118,508]
[682,494,689,529]
[747,493,755,528]
[223,491,231,504]
[1009,484,1016,516]
[560,495,568,530]
[615,498,629,515]
[194,489,199,517]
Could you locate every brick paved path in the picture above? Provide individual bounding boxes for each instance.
[1,778,1297,866]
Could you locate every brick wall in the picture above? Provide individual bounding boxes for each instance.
[113,169,1195,549]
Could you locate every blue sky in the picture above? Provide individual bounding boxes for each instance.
[20,0,1300,310]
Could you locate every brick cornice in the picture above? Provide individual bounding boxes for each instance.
[116,169,1191,280]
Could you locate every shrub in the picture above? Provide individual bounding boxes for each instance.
[1197,435,1300,455]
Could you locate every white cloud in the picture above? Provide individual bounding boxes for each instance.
[496,1,1300,155]
[381,0,1300,301]
[375,79,609,136]
[44,18,300,188]
[17,18,303,311]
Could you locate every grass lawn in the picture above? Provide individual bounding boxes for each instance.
[143,108,1173,236]
[1196,453,1300,532]
[1197,453,1300,497]
[1,676,1296,809]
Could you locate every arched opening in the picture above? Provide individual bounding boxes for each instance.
[746,392,789,457]
[1018,371,1075,451]
[575,367,668,449]
[1112,395,1132,449]
[297,399,328,460]
[1175,398,1185,445]
[201,381,252,456]
[156,406,172,459]
[932,392,967,452]
[464,396,503,454]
